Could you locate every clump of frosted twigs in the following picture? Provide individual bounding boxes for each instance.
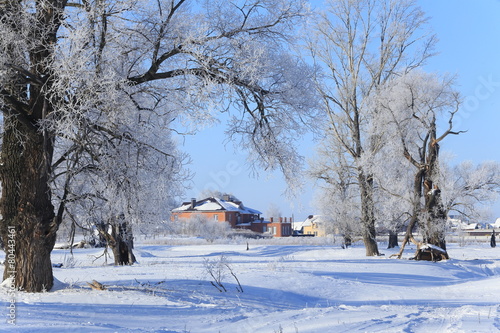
[204,255,243,293]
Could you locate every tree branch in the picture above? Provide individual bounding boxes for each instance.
[0,89,38,131]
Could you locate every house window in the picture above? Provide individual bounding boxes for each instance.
[262,226,267,233]
[214,214,218,221]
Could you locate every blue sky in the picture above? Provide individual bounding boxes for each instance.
[181,0,500,222]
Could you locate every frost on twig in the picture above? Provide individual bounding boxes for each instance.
[204,255,243,293]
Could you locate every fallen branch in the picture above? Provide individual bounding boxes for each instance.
[87,280,106,290]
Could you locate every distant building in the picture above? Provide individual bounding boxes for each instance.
[448,214,473,231]
[260,217,293,237]
[172,194,261,227]
[292,215,327,237]
[448,214,500,237]
[171,194,292,237]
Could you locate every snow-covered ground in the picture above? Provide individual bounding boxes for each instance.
[1,237,500,332]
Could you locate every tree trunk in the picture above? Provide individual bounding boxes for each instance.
[104,218,136,266]
[422,138,449,254]
[362,223,379,256]
[359,173,380,256]
[1,120,58,292]
[110,238,136,266]
[387,231,398,249]
[342,234,352,249]
[0,0,66,291]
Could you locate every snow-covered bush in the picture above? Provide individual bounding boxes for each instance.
[174,215,231,242]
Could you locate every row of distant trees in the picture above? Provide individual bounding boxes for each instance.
[0,0,499,292]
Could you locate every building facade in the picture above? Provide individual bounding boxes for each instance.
[171,194,292,237]
[292,215,327,237]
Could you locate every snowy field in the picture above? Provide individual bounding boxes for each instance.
[1,237,500,332]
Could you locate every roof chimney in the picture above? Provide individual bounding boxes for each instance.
[190,198,196,210]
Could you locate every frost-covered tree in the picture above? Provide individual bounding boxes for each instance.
[180,214,231,242]
[370,71,500,258]
[0,0,316,292]
[51,107,188,265]
[440,160,500,222]
[306,0,435,256]
[266,202,282,220]
[310,133,361,246]
[372,71,463,257]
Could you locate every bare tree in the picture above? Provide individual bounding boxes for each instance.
[306,0,435,256]
[0,0,316,291]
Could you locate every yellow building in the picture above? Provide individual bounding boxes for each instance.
[293,215,327,237]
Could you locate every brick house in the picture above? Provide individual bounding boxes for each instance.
[256,217,293,237]
[171,194,292,237]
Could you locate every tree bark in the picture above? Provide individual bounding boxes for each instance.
[100,218,136,266]
[0,0,66,292]
[422,134,449,255]
[362,225,379,256]
[1,120,58,292]
[359,173,380,256]
[110,225,136,266]
[387,231,398,249]
[423,181,448,252]
[342,235,352,249]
